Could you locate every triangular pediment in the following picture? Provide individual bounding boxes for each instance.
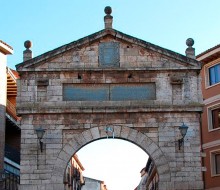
[16,29,200,71]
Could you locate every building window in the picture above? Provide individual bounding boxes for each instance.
[208,105,220,131]
[216,154,220,174]
[212,108,220,129]
[211,150,220,176]
[209,63,220,86]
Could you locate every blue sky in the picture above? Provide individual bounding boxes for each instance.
[2,1,220,69]
[2,1,220,189]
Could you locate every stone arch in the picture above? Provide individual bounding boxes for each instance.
[51,125,171,189]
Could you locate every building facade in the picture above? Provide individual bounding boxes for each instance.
[64,154,85,190]
[5,67,21,174]
[16,7,204,190]
[145,158,159,190]
[135,158,158,190]
[0,41,21,189]
[0,40,13,175]
[82,177,107,190]
[4,67,21,190]
[197,45,220,189]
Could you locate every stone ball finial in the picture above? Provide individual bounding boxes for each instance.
[24,40,32,49]
[186,38,194,47]
[104,6,112,15]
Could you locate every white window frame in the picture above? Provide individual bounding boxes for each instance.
[205,62,220,89]
[207,103,220,132]
[210,149,220,177]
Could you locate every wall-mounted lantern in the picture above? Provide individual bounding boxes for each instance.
[178,123,188,150]
[35,127,46,152]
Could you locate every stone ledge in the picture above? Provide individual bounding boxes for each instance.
[17,67,201,72]
[17,101,203,115]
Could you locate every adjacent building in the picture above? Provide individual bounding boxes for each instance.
[64,154,85,190]
[0,40,21,189]
[135,158,158,190]
[0,40,13,175]
[82,177,107,190]
[5,67,21,177]
[197,45,220,189]
[64,154,108,190]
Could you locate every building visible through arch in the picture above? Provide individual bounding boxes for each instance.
[16,7,204,190]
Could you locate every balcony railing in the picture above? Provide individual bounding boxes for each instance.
[0,172,19,190]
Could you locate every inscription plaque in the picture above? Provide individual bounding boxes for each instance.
[110,84,156,101]
[63,84,109,101]
[63,83,156,101]
[99,42,120,68]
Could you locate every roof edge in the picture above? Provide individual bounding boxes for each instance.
[197,44,220,59]
[0,40,13,55]
[84,176,104,183]
[16,28,200,70]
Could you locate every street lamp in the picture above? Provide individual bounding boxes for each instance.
[178,123,188,150]
[35,127,45,152]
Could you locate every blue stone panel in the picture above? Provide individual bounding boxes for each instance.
[63,83,156,101]
[63,84,109,101]
[110,83,156,101]
[99,42,120,68]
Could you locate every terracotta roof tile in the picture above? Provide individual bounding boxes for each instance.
[10,69,20,79]
[196,44,220,58]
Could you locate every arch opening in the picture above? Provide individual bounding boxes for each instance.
[65,138,150,190]
[51,126,171,190]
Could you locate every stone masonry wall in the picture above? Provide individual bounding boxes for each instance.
[18,112,203,190]
[16,70,201,104]
[17,36,204,190]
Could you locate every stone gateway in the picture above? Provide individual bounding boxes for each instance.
[16,7,204,190]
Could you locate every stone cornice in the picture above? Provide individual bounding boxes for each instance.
[204,94,220,105]
[202,139,220,150]
[17,67,201,73]
[16,101,203,115]
[16,29,200,71]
